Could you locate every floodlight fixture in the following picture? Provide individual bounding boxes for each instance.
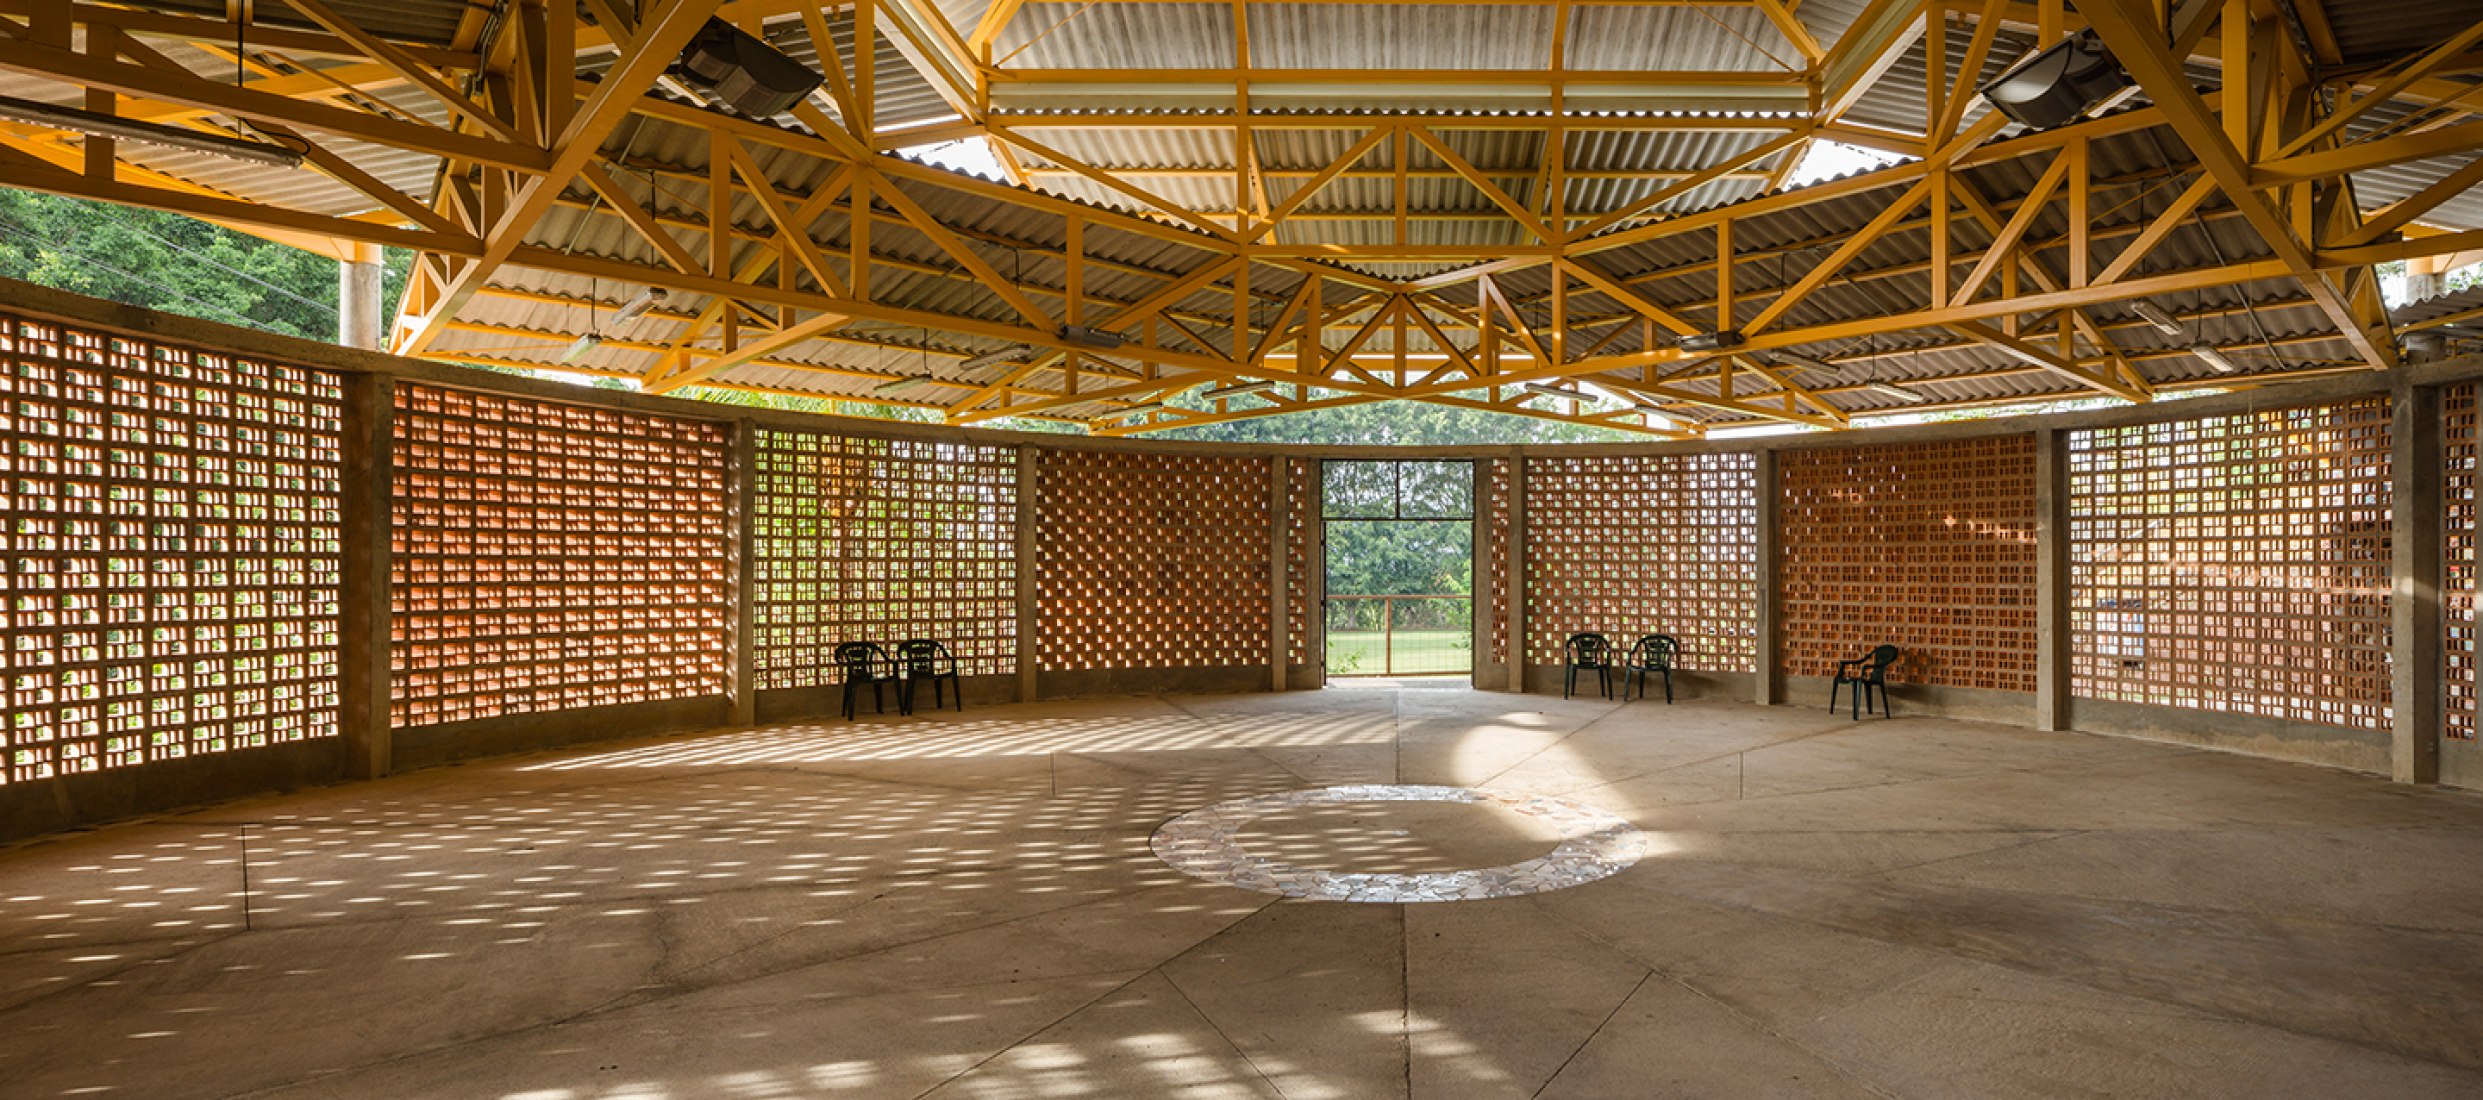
[675,19,825,118]
[1979,30,2135,131]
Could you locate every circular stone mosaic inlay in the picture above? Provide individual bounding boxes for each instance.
[1150,784,1647,903]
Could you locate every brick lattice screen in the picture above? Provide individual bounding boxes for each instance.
[1035,450,1271,672]
[2453,384,2478,741]
[1525,453,1759,672]
[3,315,342,783]
[752,431,1018,686]
[1286,457,1317,669]
[2068,398,2394,731]
[1779,437,2040,691]
[391,385,731,726]
[1485,458,1511,666]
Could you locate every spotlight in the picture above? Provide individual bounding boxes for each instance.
[675,19,825,118]
[1979,30,2134,131]
[2190,345,2241,373]
[0,94,303,167]
[1679,329,1744,353]
[1058,325,1125,349]
[1866,381,1926,403]
[1204,380,1277,401]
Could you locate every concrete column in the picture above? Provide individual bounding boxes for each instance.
[1270,458,1289,692]
[1016,446,1040,703]
[1505,450,1528,692]
[338,247,383,350]
[725,420,758,727]
[2034,429,2071,731]
[338,372,394,779]
[2393,383,2445,784]
[1754,449,1780,705]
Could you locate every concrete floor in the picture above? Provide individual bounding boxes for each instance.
[5,683,2483,1099]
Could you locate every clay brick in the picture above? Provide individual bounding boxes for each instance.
[2068,398,2393,731]
[1,315,343,782]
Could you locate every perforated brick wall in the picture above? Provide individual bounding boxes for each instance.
[1034,450,1271,672]
[391,385,731,726]
[1525,453,1759,672]
[752,430,1017,686]
[2452,384,2478,742]
[1485,458,1511,666]
[1779,437,2039,691]
[2068,397,2394,731]
[2,314,342,783]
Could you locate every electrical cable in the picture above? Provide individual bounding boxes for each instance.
[0,218,278,330]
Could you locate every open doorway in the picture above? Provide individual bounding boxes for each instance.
[1321,460,1476,681]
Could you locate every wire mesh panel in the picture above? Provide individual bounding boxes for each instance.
[1325,595,1473,676]
[2,314,342,784]
[1780,437,2039,691]
[2453,384,2479,742]
[1287,457,1317,668]
[391,385,731,727]
[1525,453,1759,672]
[751,431,1017,686]
[2068,398,2393,731]
[1035,450,1272,672]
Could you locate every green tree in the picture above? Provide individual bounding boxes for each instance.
[0,189,410,341]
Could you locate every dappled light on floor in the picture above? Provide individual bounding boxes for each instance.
[5,687,2483,1098]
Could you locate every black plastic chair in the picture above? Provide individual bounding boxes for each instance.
[895,638,963,715]
[1830,644,1901,719]
[1563,632,1616,700]
[835,641,897,720]
[1623,634,1679,704]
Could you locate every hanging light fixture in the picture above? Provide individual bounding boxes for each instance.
[2189,345,2241,373]
[2129,300,2186,337]
[1866,381,1926,404]
[0,94,303,167]
[1204,380,1277,401]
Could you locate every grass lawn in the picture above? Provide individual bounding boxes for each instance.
[1325,629,1472,676]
